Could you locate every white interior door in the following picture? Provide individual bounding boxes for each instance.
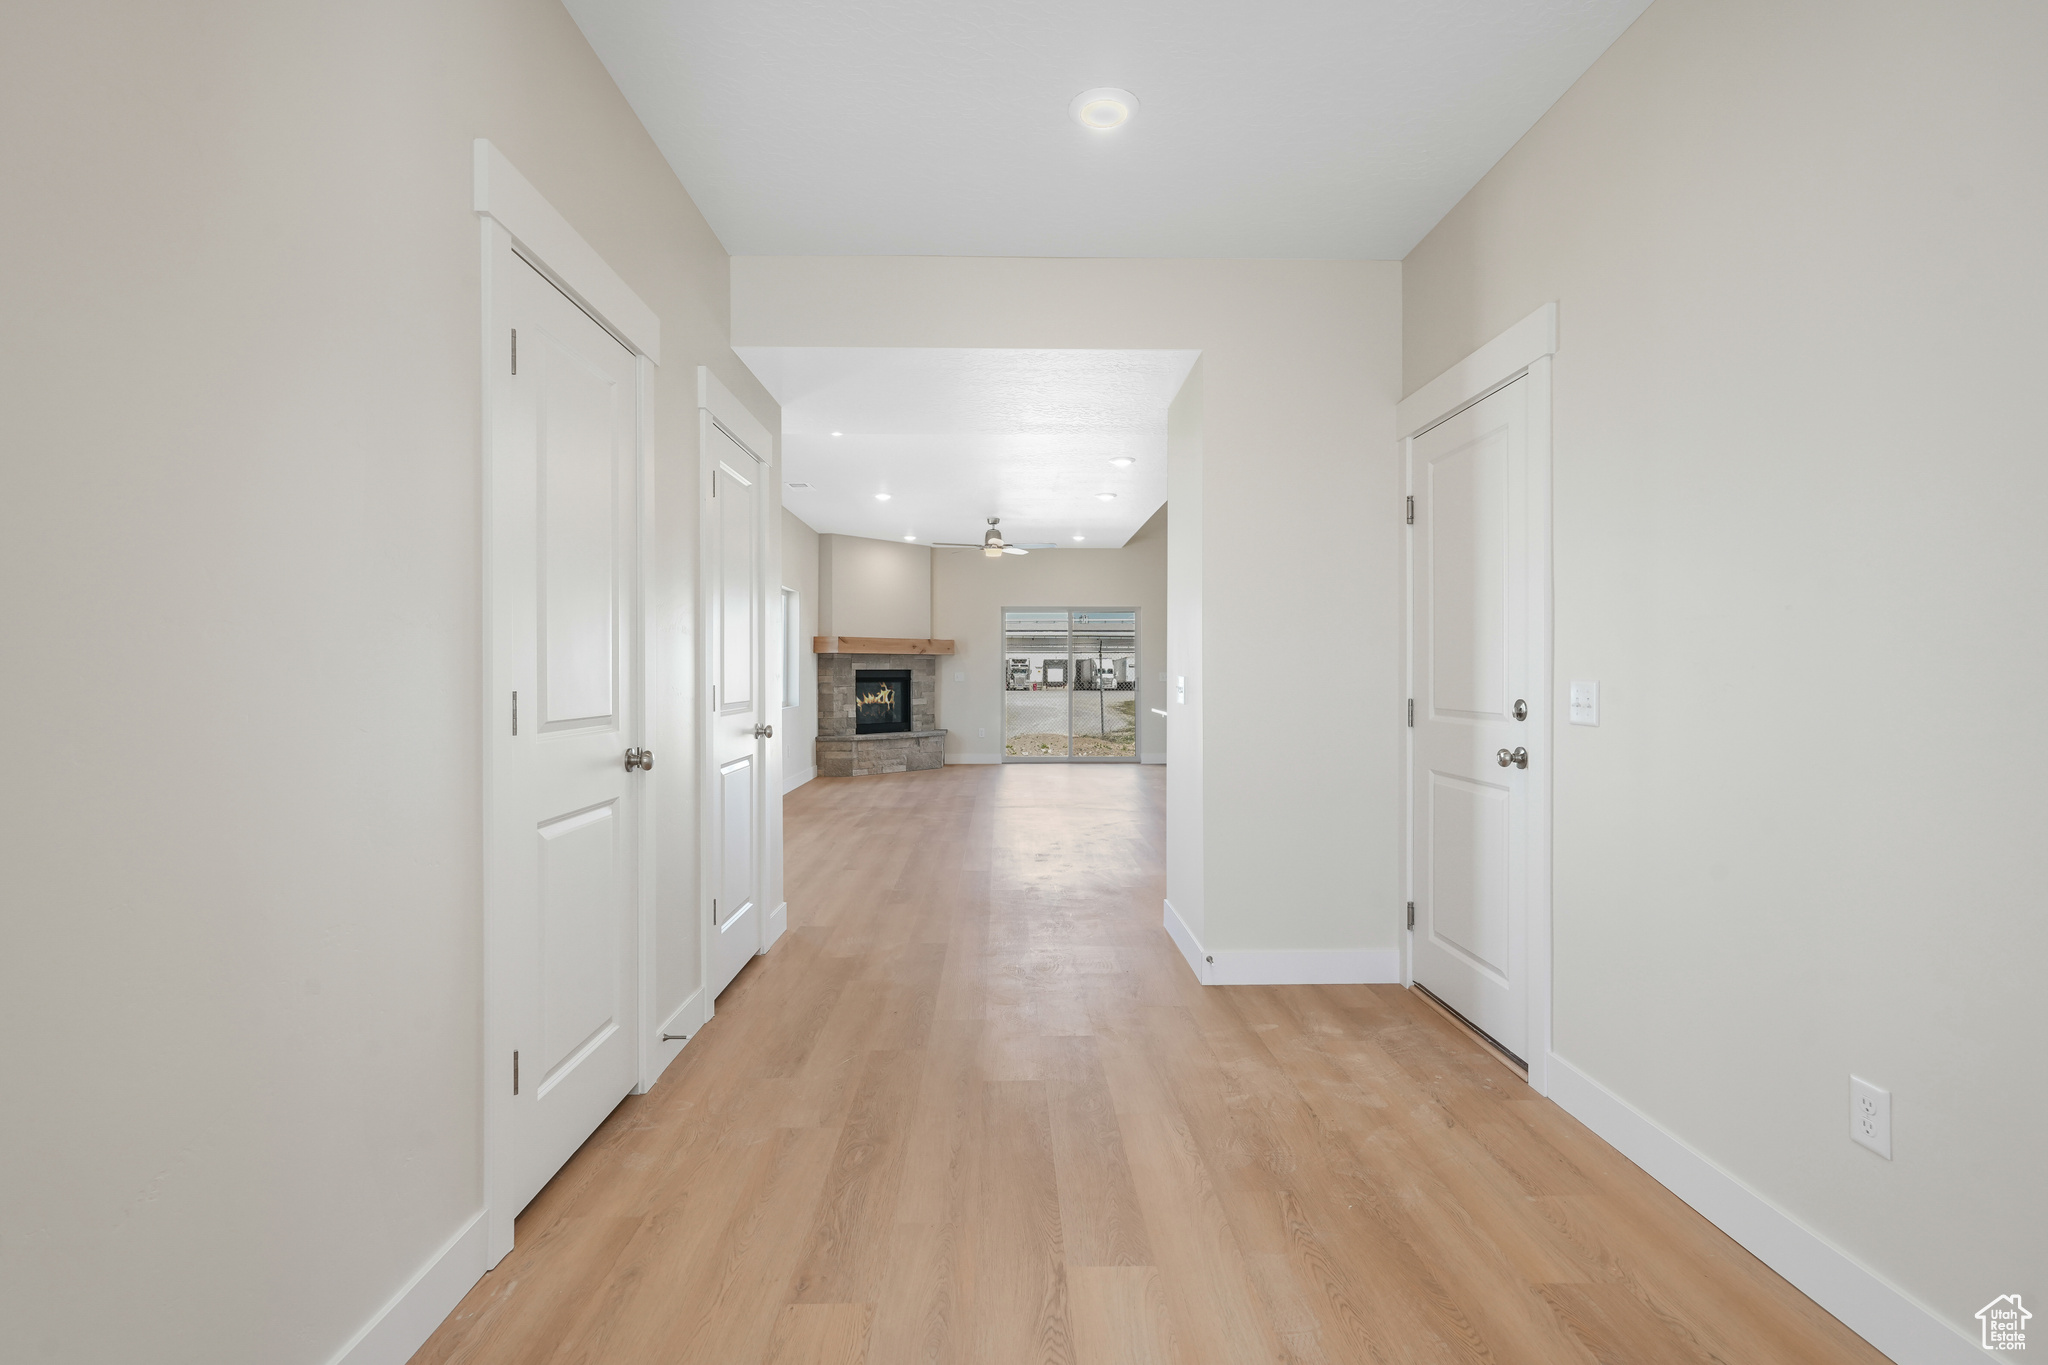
[1410,377,1532,1061]
[707,424,765,999]
[492,251,642,1217]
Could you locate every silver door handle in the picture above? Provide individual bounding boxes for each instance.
[624,747,654,771]
[752,723,773,739]
[1496,747,1528,769]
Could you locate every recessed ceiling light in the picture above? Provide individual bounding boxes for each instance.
[1109,457,1136,468]
[1073,535,1085,541]
[1095,492,1117,501]
[874,493,892,501]
[903,534,917,541]
[831,431,843,437]
[1071,88,1138,131]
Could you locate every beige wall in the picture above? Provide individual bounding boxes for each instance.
[933,504,1168,763]
[0,3,773,1362]
[818,533,933,638]
[781,509,821,787]
[1403,0,2046,1343]
[734,258,1404,957]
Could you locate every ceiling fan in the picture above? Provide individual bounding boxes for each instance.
[932,518,1056,557]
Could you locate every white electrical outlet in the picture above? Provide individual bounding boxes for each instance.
[1850,1076,1891,1159]
[1176,675,1187,704]
[1569,679,1600,726]
[955,670,965,682]
[978,727,986,738]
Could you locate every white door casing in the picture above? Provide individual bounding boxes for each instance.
[700,388,772,1001]
[1401,302,1555,1094]
[477,141,661,1266]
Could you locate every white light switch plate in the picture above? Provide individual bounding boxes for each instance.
[1850,1076,1891,1159]
[1569,680,1600,726]
[954,670,965,682]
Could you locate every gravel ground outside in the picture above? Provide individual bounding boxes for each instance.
[1005,691,1137,757]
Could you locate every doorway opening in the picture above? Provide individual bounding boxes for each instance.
[1003,608,1139,760]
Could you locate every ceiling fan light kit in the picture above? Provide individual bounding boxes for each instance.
[934,517,1038,558]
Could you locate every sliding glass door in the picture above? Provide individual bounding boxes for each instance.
[1002,608,1139,761]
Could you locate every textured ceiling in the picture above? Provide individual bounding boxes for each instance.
[564,0,1650,258]
[735,349,1197,546]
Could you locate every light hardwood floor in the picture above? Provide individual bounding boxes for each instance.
[413,764,1890,1365]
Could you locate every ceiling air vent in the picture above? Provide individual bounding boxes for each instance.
[786,481,813,489]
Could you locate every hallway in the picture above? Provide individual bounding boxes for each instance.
[413,765,1885,1365]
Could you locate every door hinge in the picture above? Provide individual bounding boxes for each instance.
[711,469,718,497]
[511,690,518,735]
[510,328,517,375]
[1407,698,1414,727]
[1407,901,1415,929]
[1405,495,1415,525]
[512,1050,520,1095]
[712,897,719,925]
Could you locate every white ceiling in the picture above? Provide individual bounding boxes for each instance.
[736,348,1197,547]
[563,0,1651,259]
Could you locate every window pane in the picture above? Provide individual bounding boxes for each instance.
[1069,611,1137,757]
[1003,609,1069,757]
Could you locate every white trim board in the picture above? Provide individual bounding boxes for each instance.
[327,1212,487,1365]
[699,366,773,464]
[1396,301,1554,438]
[945,753,1003,765]
[646,986,707,1088]
[1140,752,1166,765]
[1163,900,1400,986]
[1546,1056,1986,1364]
[1164,898,1205,981]
[472,140,659,363]
[782,764,816,794]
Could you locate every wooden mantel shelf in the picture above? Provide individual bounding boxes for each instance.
[813,636,955,655]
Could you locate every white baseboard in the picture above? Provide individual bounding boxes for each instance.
[764,900,787,949]
[1141,752,1166,765]
[1546,1055,1983,1365]
[327,1210,487,1365]
[1163,898,1205,980]
[1162,899,1400,986]
[1208,946,1401,985]
[646,986,706,1089]
[781,764,815,794]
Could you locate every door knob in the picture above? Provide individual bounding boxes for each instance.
[624,747,654,771]
[752,723,774,740]
[1496,747,1528,769]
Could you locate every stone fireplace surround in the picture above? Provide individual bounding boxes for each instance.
[815,653,945,776]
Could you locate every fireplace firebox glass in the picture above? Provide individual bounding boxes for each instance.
[853,669,912,734]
